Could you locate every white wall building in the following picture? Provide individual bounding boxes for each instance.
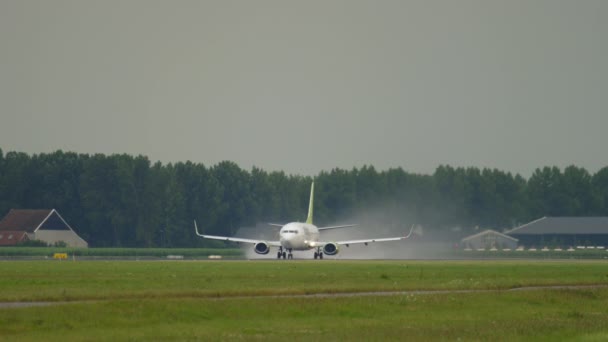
[0,209,88,247]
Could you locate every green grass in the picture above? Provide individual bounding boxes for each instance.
[0,260,606,302]
[2,289,608,341]
[0,247,242,258]
[1,260,608,341]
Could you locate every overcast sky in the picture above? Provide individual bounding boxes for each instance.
[1,1,606,176]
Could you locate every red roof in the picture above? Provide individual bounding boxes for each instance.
[0,231,29,246]
[0,209,53,233]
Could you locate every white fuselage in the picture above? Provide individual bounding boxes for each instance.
[279,222,320,250]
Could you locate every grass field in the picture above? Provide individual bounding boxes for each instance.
[1,260,608,341]
[0,247,242,258]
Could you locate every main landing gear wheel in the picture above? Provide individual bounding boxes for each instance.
[277,247,292,260]
[277,247,284,259]
[314,250,324,260]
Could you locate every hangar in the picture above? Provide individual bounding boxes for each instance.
[505,216,608,248]
[0,209,88,247]
[461,229,518,250]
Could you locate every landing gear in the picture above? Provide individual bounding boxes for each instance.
[277,247,293,260]
[314,248,323,260]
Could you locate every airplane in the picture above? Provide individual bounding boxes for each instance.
[194,181,414,259]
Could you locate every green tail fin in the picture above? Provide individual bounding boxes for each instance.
[306,181,314,224]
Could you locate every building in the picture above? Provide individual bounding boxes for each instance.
[461,229,518,250]
[0,209,88,247]
[0,231,29,246]
[505,217,608,248]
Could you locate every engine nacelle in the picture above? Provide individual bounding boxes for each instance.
[323,242,339,256]
[254,242,270,255]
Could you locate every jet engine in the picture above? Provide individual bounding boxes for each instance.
[322,242,339,255]
[254,242,270,255]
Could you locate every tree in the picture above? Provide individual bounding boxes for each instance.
[0,152,32,213]
[560,165,598,215]
[433,165,468,227]
[0,148,603,247]
[592,167,608,215]
[79,154,125,246]
[527,167,567,217]
[316,168,355,223]
[162,166,188,247]
[211,161,252,236]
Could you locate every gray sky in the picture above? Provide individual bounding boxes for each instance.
[1,0,607,176]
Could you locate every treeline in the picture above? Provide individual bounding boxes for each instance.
[0,149,607,247]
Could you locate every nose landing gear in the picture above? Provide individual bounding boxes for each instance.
[277,247,293,259]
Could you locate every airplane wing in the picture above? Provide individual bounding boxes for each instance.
[194,221,281,246]
[328,236,405,246]
[317,224,358,231]
[319,225,415,246]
